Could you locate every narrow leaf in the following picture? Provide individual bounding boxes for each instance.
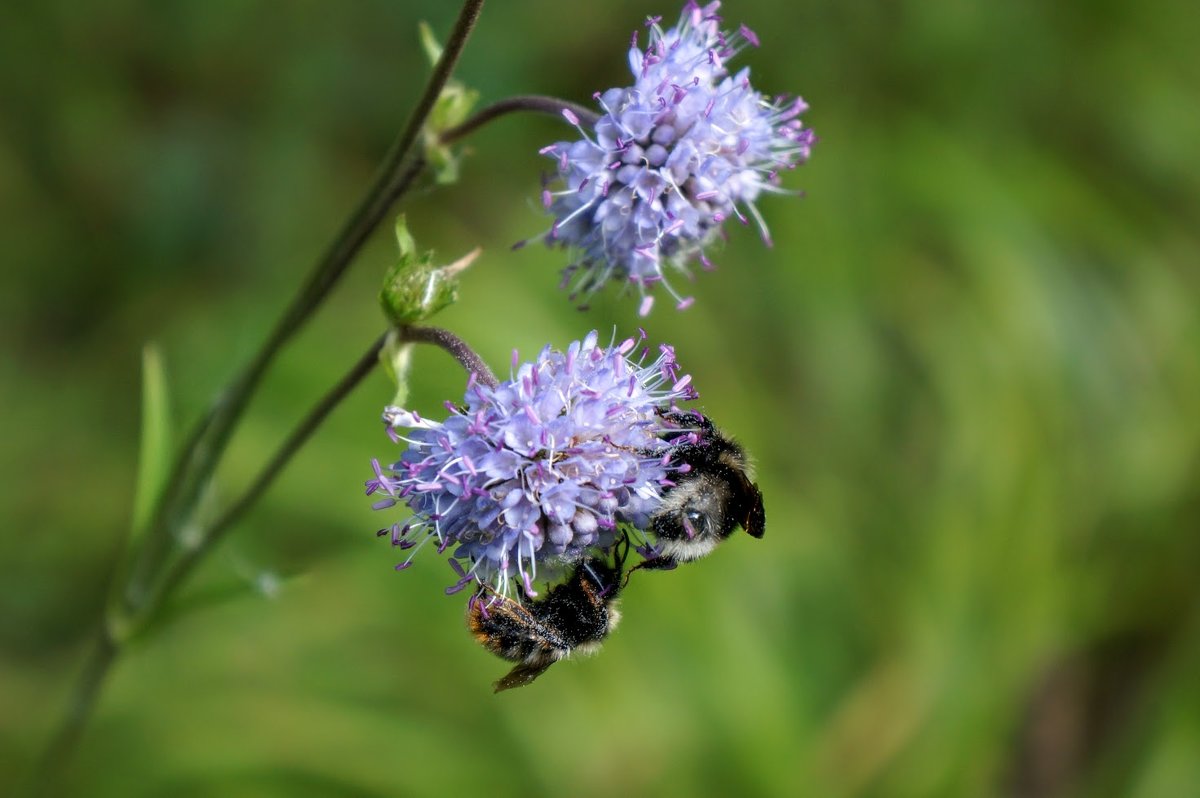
[131,344,172,536]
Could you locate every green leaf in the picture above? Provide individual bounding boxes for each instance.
[132,344,172,536]
[105,344,174,642]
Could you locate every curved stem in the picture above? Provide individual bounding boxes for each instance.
[122,0,487,617]
[440,94,599,144]
[400,325,499,388]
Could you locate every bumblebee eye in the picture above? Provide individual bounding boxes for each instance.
[683,509,707,539]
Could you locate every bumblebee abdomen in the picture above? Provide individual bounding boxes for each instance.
[467,544,628,691]
[467,597,570,663]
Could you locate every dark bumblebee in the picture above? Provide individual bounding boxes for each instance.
[467,537,628,692]
[639,411,765,569]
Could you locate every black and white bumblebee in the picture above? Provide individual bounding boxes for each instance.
[467,536,629,692]
[638,411,766,570]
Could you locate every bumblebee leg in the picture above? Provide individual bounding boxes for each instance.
[623,556,679,588]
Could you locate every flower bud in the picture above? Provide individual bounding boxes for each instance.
[379,215,478,326]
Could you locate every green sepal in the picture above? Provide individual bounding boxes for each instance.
[380,329,414,409]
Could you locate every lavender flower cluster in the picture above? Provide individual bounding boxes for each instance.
[540,0,814,314]
[366,331,697,597]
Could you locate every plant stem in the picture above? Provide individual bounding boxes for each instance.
[143,331,390,619]
[37,323,488,789]
[39,0,489,785]
[32,332,387,797]
[123,0,487,618]
[441,95,599,144]
[34,323,491,792]
[401,325,499,387]
[34,328,384,792]
[136,325,491,625]
[30,629,116,797]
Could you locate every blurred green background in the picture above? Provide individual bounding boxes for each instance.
[3,0,1199,795]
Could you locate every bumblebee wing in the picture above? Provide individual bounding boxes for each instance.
[743,481,766,538]
[493,659,555,693]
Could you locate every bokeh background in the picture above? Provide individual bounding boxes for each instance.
[3,0,1199,795]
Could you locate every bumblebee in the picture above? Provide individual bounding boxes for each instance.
[467,536,628,692]
[639,411,765,569]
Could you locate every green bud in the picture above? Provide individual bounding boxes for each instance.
[380,215,479,326]
[418,22,479,185]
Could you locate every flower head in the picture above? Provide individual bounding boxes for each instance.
[366,331,698,597]
[540,1,815,315]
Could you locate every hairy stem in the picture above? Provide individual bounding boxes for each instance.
[400,325,499,388]
[441,94,600,144]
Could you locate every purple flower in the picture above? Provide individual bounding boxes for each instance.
[539,1,815,315]
[365,331,698,597]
